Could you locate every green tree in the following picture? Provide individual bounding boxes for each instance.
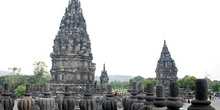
[178,75,196,91]
[14,85,26,96]
[6,67,22,87]
[33,61,50,85]
[133,76,144,82]
[212,80,220,92]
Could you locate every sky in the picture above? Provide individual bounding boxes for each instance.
[0,0,220,80]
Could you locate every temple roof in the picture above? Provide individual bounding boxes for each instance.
[156,40,178,72]
[55,0,89,44]
[161,40,170,54]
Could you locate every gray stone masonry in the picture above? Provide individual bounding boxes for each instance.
[125,81,138,110]
[79,83,95,110]
[166,81,183,110]
[17,84,35,110]
[102,85,117,110]
[155,40,178,97]
[188,79,215,110]
[100,64,109,92]
[131,81,145,110]
[39,83,55,110]
[153,84,166,109]
[140,82,155,110]
[0,83,14,110]
[50,0,96,85]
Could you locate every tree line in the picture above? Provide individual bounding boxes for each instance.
[108,75,220,93]
[0,61,50,89]
[1,63,220,94]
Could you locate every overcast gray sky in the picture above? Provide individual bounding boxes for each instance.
[0,0,220,80]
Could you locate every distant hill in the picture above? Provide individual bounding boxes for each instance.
[0,70,10,76]
[95,75,133,82]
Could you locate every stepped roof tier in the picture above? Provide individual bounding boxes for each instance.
[50,0,96,84]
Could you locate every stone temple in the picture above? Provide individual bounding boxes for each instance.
[100,64,109,92]
[155,40,178,96]
[50,0,96,84]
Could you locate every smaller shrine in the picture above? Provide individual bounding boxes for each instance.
[100,64,109,92]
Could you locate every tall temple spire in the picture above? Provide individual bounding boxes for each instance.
[155,40,178,97]
[103,64,105,71]
[161,40,170,54]
[50,0,96,84]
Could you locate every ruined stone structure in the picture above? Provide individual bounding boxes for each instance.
[155,40,178,96]
[100,64,109,91]
[50,0,96,84]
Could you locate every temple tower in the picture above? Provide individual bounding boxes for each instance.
[50,0,96,84]
[155,40,178,95]
[100,64,109,91]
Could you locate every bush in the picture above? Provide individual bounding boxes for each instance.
[14,85,26,96]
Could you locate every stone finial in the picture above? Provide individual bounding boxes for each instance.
[44,83,50,92]
[188,79,215,110]
[4,83,10,93]
[42,83,52,98]
[17,84,35,110]
[65,85,70,92]
[138,81,144,93]
[128,79,133,92]
[0,84,14,110]
[79,83,95,110]
[147,83,154,94]
[139,82,155,110]
[126,81,138,110]
[153,84,166,108]
[131,81,145,110]
[166,81,183,110]
[122,79,133,110]
[170,82,179,97]
[86,83,91,93]
[107,85,112,94]
[23,84,31,96]
[102,85,117,110]
[39,83,55,110]
[58,85,75,110]
[132,81,137,91]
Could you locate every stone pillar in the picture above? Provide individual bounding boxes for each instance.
[153,84,166,109]
[39,83,55,110]
[125,81,138,110]
[122,79,133,110]
[58,85,75,110]
[131,81,146,110]
[140,82,155,110]
[102,85,117,110]
[188,79,215,110]
[17,84,35,110]
[0,83,14,110]
[166,81,183,110]
[79,83,95,110]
